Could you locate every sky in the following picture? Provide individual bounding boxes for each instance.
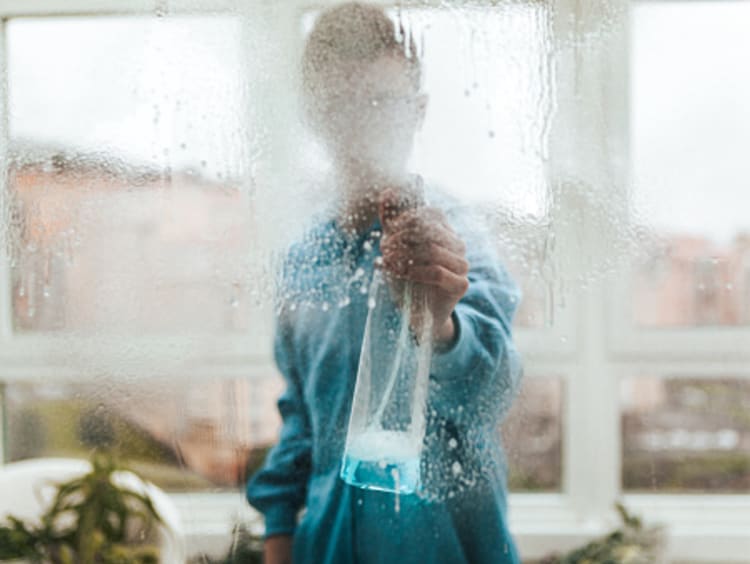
[631,1,750,244]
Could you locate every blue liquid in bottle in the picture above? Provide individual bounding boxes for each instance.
[340,429,421,494]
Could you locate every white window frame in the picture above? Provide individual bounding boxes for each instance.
[1,1,749,562]
[608,275,750,361]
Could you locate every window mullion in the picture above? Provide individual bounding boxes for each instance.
[0,16,8,466]
[549,0,629,522]
[0,17,10,342]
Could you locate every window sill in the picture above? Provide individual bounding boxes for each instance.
[170,492,750,562]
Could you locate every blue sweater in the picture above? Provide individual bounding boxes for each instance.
[246,193,523,564]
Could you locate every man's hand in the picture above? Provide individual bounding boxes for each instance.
[264,534,293,564]
[378,188,469,345]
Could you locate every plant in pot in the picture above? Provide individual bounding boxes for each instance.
[539,503,666,564]
[0,452,163,564]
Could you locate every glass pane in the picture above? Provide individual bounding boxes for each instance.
[631,2,750,328]
[502,376,563,492]
[411,6,553,330]
[299,6,554,330]
[621,376,750,493]
[403,8,554,328]
[7,15,254,334]
[4,375,284,492]
[3,2,561,560]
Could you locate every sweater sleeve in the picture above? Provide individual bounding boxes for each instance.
[429,211,523,429]
[246,316,312,538]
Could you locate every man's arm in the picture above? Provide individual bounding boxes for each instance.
[264,535,293,564]
[377,188,522,427]
[429,248,523,428]
[246,314,312,546]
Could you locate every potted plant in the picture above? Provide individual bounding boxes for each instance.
[0,452,163,564]
[539,503,667,564]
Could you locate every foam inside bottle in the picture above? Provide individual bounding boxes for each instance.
[340,428,421,493]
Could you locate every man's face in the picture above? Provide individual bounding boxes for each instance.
[311,55,426,181]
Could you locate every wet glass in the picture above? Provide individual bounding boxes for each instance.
[7,15,253,334]
[3,14,271,500]
[631,1,750,328]
[5,375,284,492]
[300,5,554,328]
[0,0,748,562]
[621,376,750,493]
[2,6,555,499]
[502,376,564,492]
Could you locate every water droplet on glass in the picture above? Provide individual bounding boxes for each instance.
[155,0,168,17]
[367,296,377,309]
[452,462,463,476]
[448,438,458,450]
[321,302,329,312]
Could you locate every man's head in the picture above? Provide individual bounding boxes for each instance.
[301,2,426,181]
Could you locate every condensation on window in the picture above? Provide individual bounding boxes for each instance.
[0,0,745,561]
[621,376,750,493]
[7,15,257,335]
[631,1,750,328]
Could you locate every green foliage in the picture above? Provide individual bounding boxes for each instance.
[0,516,38,560]
[0,452,163,564]
[540,503,665,564]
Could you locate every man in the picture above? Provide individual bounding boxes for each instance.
[247,4,523,563]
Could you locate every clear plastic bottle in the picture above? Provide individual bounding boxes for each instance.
[340,182,433,494]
